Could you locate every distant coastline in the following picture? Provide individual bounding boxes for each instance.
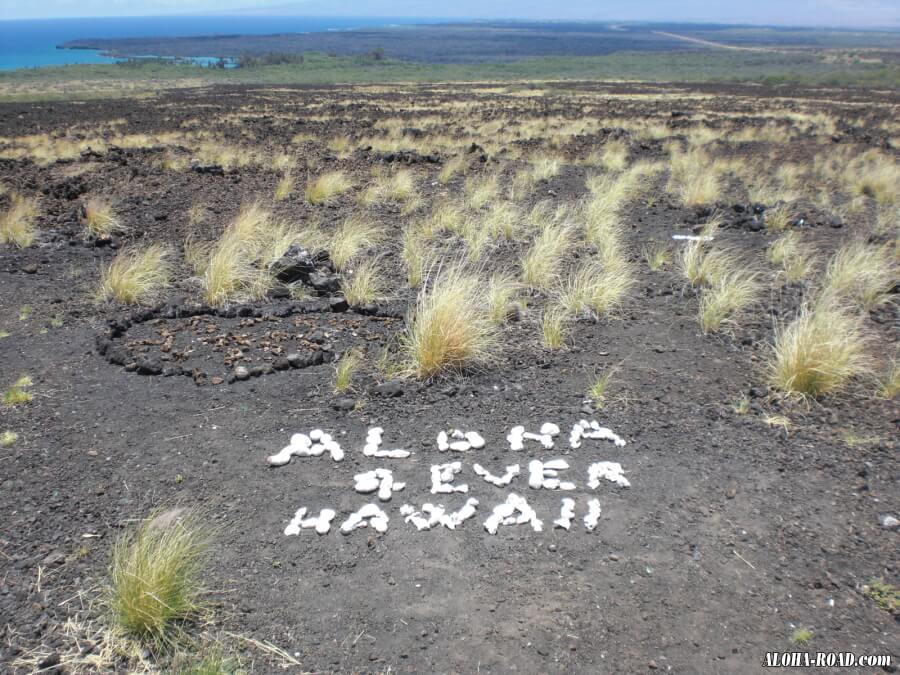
[0,16,446,70]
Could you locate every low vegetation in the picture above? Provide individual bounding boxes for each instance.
[108,509,209,646]
[341,259,383,307]
[678,241,733,288]
[767,232,816,282]
[699,270,761,333]
[520,219,573,290]
[98,244,171,304]
[3,375,33,406]
[0,193,38,247]
[84,198,122,237]
[329,216,383,270]
[768,300,870,398]
[306,170,352,205]
[333,349,363,392]
[198,202,297,305]
[541,308,568,349]
[822,240,895,310]
[402,267,497,377]
[558,259,635,318]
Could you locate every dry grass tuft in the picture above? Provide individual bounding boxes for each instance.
[698,270,761,333]
[529,156,562,182]
[768,299,870,398]
[0,430,18,446]
[274,172,294,201]
[98,244,171,305]
[401,227,431,288]
[668,147,722,207]
[598,139,629,171]
[108,510,209,646]
[483,201,521,241]
[333,349,362,393]
[764,203,795,232]
[878,358,899,399]
[486,273,519,324]
[642,242,670,271]
[0,193,39,247]
[558,259,635,318]
[678,241,734,287]
[329,216,383,271]
[520,219,574,290]
[822,240,895,310]
[588,368,617,409]
[767,232,816,282]
[84,198,122,237]
[341,259,383,307]
[464,173,499,209]
[306,171,352,205]
[199,203,298,306]
[402,267,498,378]
[541,307,568,349]
[846,150,900,206]
[439,156,466,184]
[3,374,34,406]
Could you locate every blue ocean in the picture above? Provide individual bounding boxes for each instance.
[0,16,440,70]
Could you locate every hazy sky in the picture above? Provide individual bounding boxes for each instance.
[1,0,898,27]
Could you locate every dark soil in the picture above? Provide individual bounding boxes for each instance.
[0,81,897,674]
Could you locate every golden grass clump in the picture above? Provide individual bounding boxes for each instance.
[598,139,629,171]
[642,242,670,271]
[420,200,465,237]
[520,219,574,290]
[879,358,899,399]
[439,156,466,184]
[582,169,644,256]
[667,147,722,207]
[334,349,362,393]
[329,216,383,271]
[0,193,38,247]
[558,259,635,317]
[764,203,795,232]
[767,232,816,282]
[846,150,900,206]
[3,375,34,406]
[108,510,209,645]
[199,203,297,306]
[678,241,734,287]
[84,198,122,237]
[341,259,383,307]
[402,267,498,378]
[0,430,18,447]
[588,368,616,409]
[486,273,519,324]
[274,172,294,201]
[484,201,521,241]
[823,240,895,310]
[402,227,431,288]
[98,245,171,305]
[464,173,499,210]
[541,308,568,349]
[768,300,870,398]
[698,270,761,333]
[529,156,562,182]
[306,171,352,205]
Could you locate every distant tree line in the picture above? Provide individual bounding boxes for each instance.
[235,53,305,68]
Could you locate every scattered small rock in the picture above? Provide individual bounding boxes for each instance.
[234,366,250,381]
[880,515,899,530]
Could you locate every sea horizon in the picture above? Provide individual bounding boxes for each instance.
[0,15,450,71]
